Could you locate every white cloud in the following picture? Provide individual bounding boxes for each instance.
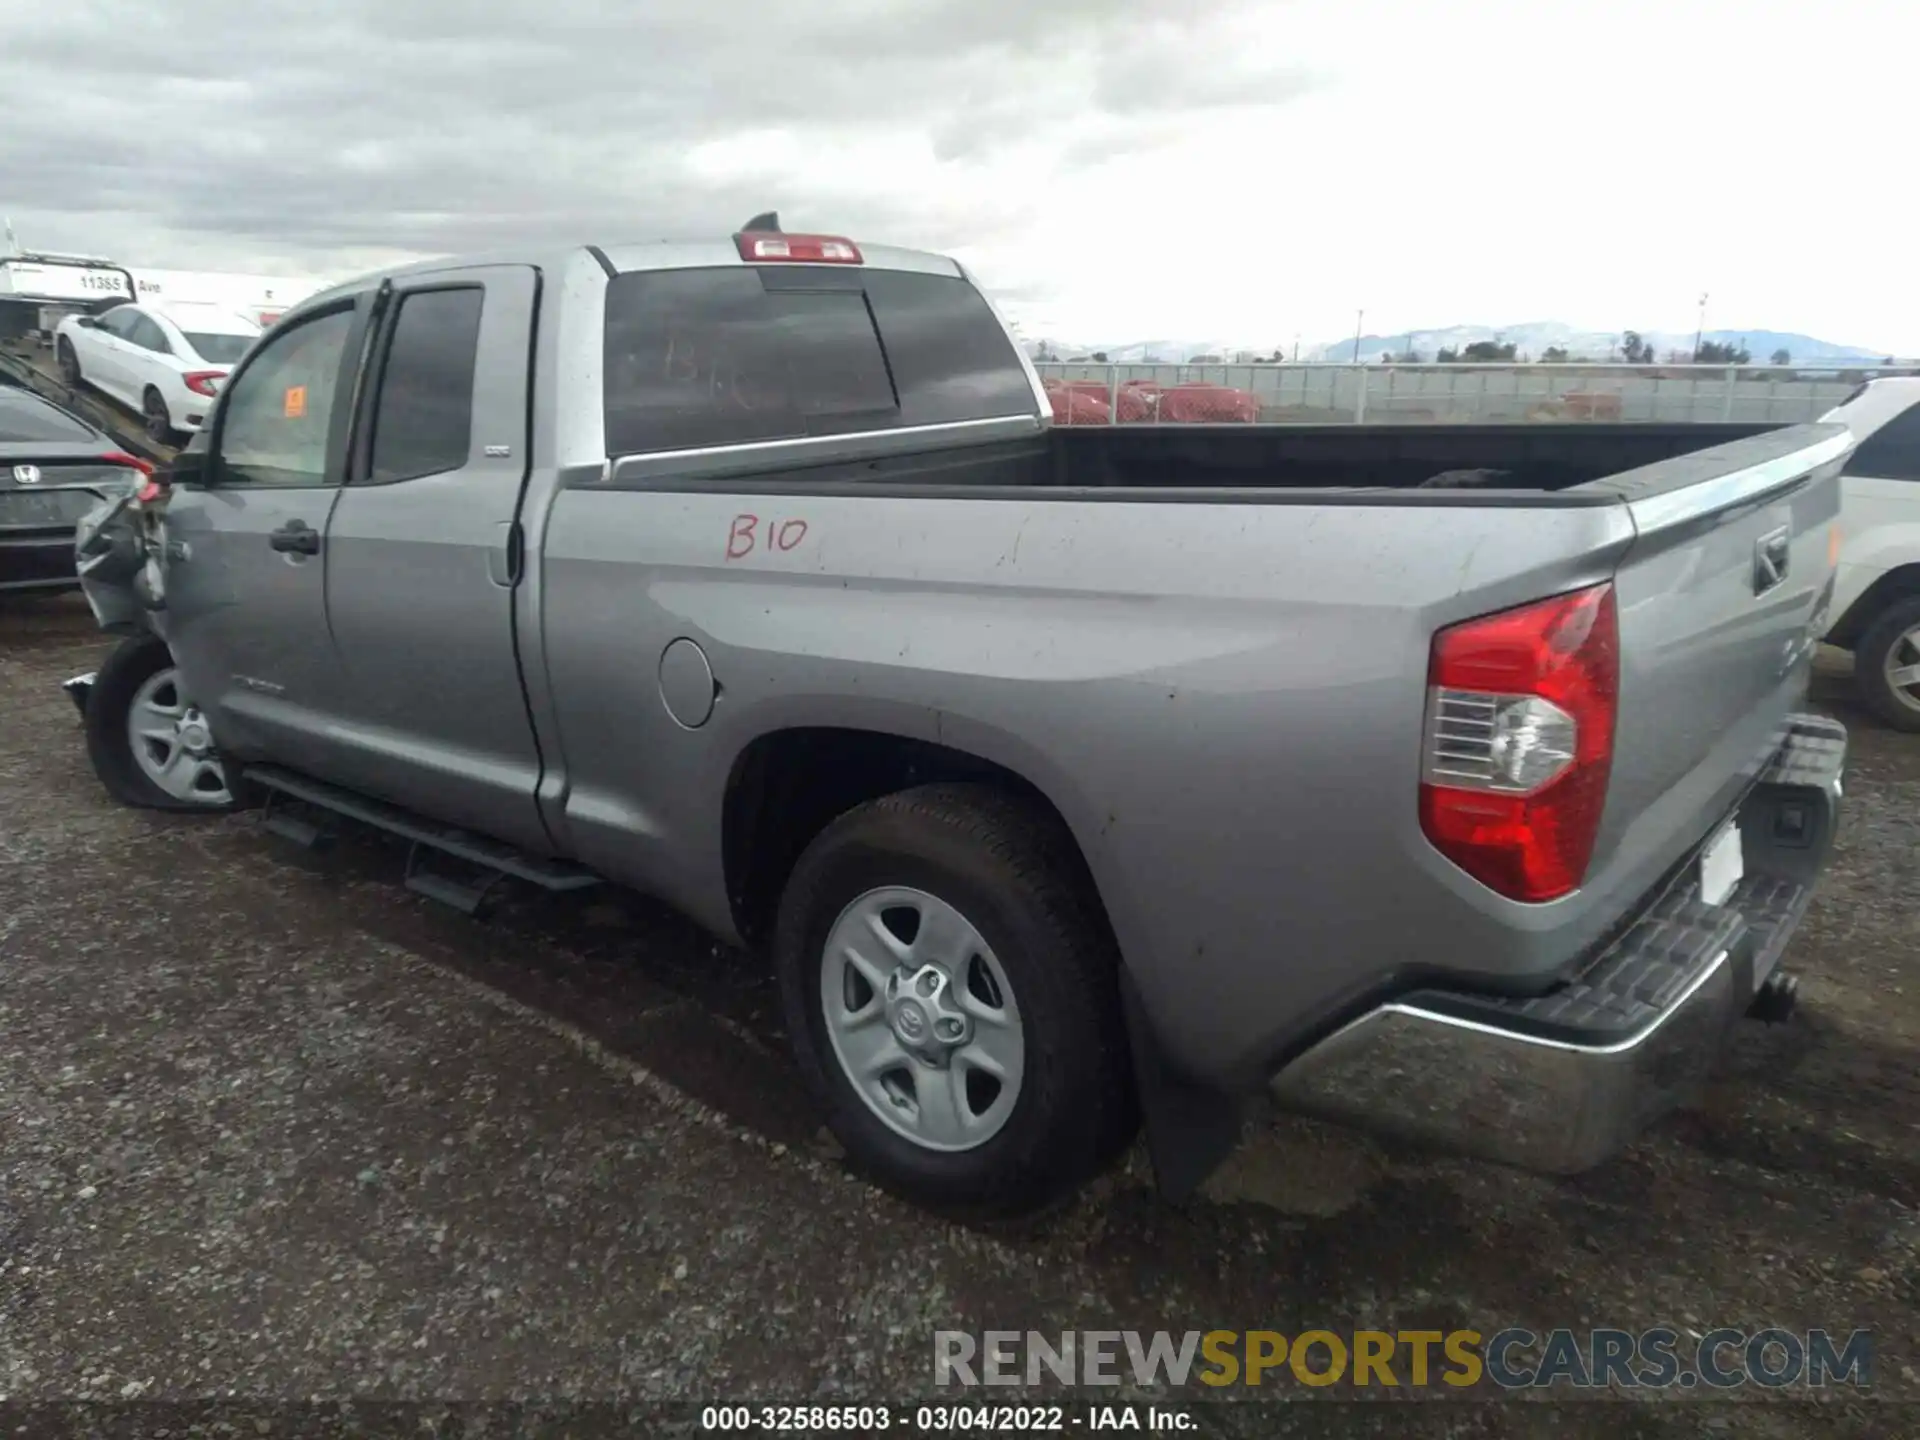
[3,0,1913,351]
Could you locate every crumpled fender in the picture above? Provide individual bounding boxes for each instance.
[74,485,170,638]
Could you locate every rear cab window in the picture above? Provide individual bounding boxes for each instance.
[601,264,1035,457]
[186,333,252,364]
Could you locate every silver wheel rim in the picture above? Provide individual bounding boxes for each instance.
[819,885,1025,1152]
[1884,624,1920,715]
[128,667,231,805]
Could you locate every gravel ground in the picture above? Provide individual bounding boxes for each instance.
[2,593,1915,1438]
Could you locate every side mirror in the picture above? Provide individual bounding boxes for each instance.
[75,316,100,329]
[164,445,211,489]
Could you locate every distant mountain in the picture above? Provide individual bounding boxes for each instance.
[1305,322,1895,364]
[1020,323,1901,365]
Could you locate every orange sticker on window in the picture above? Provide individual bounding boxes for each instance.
[284,385,307,418]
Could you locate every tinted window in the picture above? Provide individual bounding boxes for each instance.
[215,308,355,487]
[0,388,98,443]
[604,269,901,455]
[862,271,1035,427]
[1847,403,1920,481]
[100,307,139,339]
[185,332,252,364]
[366,288,483,484]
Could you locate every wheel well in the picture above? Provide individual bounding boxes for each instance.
[1829,564,1920,649]
[721,727,1096,948]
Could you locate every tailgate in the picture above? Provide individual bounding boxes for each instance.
[1580,423,1850,881]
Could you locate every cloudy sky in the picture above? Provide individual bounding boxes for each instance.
[4,0,1913,351]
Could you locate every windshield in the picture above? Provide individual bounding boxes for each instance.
[185,332,252,364]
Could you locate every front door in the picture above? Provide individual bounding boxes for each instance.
[316,266,550,852]
[159,296,367,768]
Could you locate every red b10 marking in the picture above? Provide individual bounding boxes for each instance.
[726,513,809,561]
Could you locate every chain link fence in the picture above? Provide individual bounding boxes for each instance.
[1035,362,1919,426]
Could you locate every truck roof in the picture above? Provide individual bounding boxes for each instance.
[1823,375,1920,435]
[294,236,968,314]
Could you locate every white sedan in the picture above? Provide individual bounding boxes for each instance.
[55,301,260,444]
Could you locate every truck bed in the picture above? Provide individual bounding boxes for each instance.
[1049,421,1783,492]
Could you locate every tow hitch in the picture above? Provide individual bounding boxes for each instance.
[1747,969,1800,1024]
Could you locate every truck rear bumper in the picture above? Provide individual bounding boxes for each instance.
[1269,713,1846,1174]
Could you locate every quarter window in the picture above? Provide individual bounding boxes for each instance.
[365,288,484,484]
[214,308,355,487]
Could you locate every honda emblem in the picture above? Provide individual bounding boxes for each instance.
[11,464,42,485]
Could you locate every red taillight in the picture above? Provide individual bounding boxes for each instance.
[1418,582,1618,903]
[183,370,224,397]
[99,450,154,477]
[734,232,863,264]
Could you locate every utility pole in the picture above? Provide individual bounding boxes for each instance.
[1292,333,1301,363]
[1352,309,1365,364]
[1693,292,1709,363]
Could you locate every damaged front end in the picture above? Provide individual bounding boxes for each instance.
[66,474,175,717]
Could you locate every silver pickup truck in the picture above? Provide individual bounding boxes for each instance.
[71,222,1850,1216]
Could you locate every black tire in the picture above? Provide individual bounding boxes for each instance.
[142,388,176,445]
[57,336,82,386]
[1855,595,1920,733]
[774,782,1136,1218]
[84,634,239,812]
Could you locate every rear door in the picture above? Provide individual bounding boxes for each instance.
[86,308,140,403]
[316,265,549,852]
[158,296,367,766]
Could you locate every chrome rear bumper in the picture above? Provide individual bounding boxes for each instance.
[1270,713,1846,1174]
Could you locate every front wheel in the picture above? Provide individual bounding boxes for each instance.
[57,337,82,386]
[1856,595,1920,732]
[84,634,237,810]
[774,783,1136,1217]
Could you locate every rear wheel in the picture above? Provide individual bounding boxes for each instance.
[774,783,1136,1217]
[1855,596,1920,732]
[84,634,236,811]
[57,337,82,386]
[142,388,177,445]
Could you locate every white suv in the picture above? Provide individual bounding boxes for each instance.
[54,301,260,444]
[1821,378,1920,729]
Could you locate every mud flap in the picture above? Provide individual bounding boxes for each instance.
[62,673,96,717]
[1119,969,1245,1202]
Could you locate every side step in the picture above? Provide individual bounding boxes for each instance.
[244,764,601,910]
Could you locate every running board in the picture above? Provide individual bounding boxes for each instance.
[244,765,601,903]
